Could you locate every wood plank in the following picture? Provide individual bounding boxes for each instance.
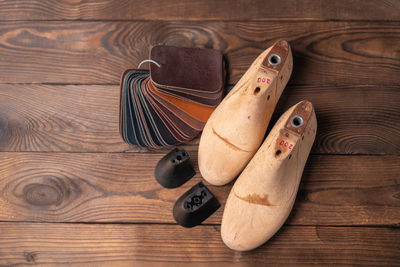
[0,152,398,226]
[0,223,398,265]
[0,21,399,85]
[0,0,399,21]
[0,84,133,153]
[274,85,400,155]
[0,84,398,154]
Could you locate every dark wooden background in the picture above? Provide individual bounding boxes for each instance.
[0,0,399,265]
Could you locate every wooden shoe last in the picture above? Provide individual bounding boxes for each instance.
[221,100,317,251]
[198,40,293,185]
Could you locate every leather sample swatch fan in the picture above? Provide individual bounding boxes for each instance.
[120,45,225,148]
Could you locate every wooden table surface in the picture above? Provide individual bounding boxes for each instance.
[0,1,399,265]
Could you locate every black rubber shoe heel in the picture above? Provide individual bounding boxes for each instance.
[154,148,195,188]
[173,182,220,228]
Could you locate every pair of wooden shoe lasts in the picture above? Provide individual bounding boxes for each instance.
[198,40,317,251]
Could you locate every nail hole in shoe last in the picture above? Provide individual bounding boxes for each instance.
[268,54,281,65]
[291,115,304,128]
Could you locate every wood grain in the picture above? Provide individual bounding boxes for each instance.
[0,21,399,85]
[0,1,398,265]
[0,223,398,266]
[0,84,398,154]
[0,0,399,21]
[0,152,398,226]
[275,85,400,155]
[0,84,132,152]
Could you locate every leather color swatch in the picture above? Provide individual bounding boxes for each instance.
[120,46,225,148]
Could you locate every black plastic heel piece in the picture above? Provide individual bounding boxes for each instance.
[155,148,195,188]
[173,182,220,227]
